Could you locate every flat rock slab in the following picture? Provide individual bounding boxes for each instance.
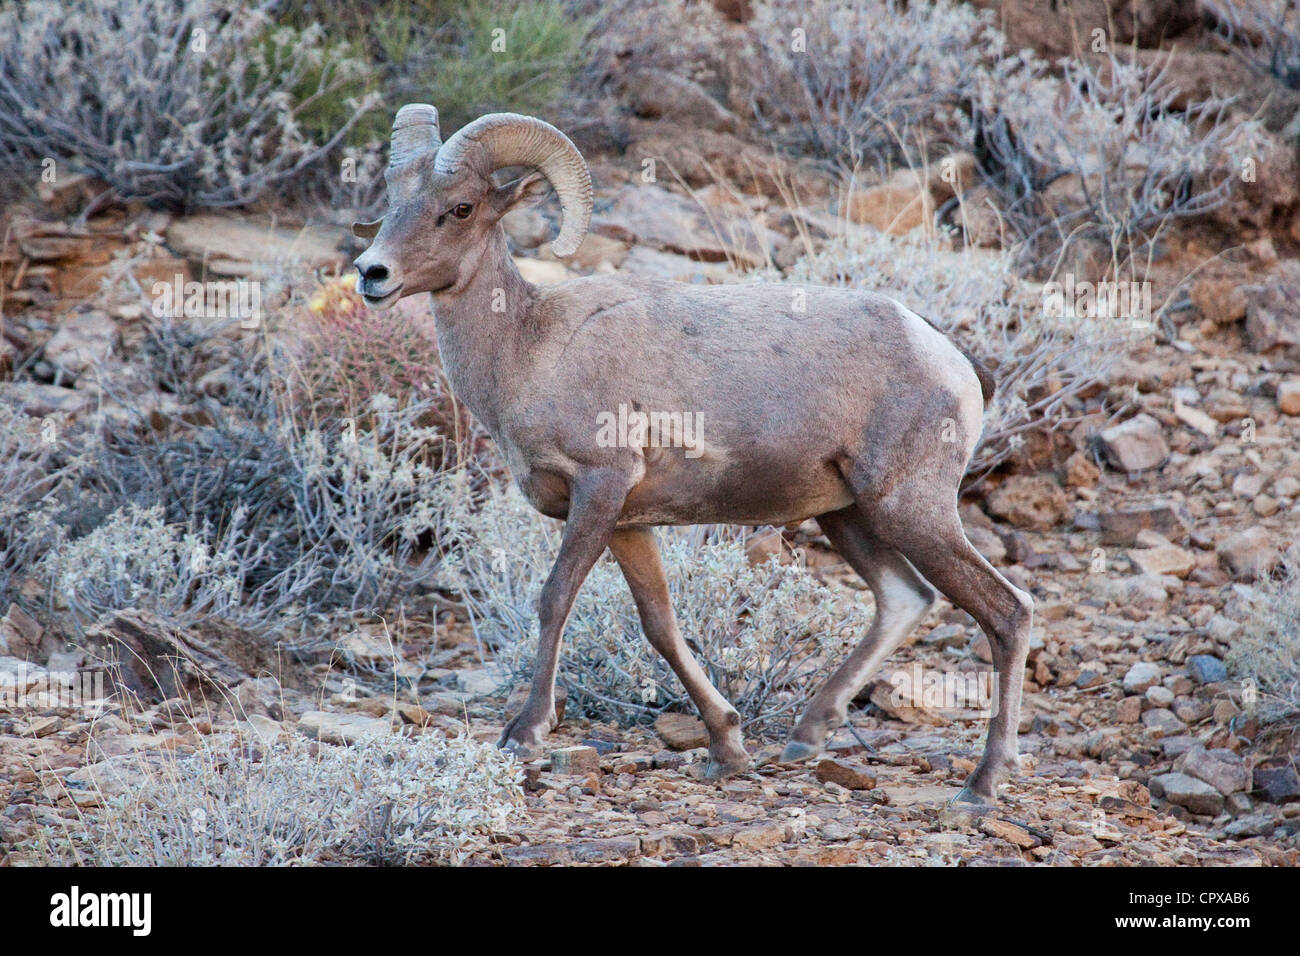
[1098,501,1192,546]
[815,757,878,790]
[456,665,511,698]
[166,214,348,278]
[880,783,962,806]
[654,712,709,751]
[297,711,391,746]
[1150,771,1224,816]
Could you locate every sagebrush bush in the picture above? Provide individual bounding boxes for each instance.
[438,481,866,732]
[49,388,461,639]
[30,729,524,865]
[965,49,1251,270]
[0,0,378,208]
[742,1,1248,279]
[43,502,252,630]
[750,0,999,172]
[0,403,83,609]
[1229,550,1300,725]
[3,277,487,641]
[774,229,1131,482]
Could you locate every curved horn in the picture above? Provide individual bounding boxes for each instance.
[434,113,592,257]
[389,104,441,168]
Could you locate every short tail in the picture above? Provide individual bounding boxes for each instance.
[959,346,996,406]
[918,313,996,406]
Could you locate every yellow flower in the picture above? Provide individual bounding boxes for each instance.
[308,275,362,316]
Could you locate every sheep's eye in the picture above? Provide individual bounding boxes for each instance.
[451,203,473,219]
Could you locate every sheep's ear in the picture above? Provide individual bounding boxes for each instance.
[493,172,551,215]
[352,219,383,239]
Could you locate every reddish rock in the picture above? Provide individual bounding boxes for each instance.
[1098,414,1169,472]
[985,475,1069,531]
[1216,527,1279,580]
[551,745,601,776]
[814,757,878,790]
[654,712,709,751]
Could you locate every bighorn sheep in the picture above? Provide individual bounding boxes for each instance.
[353,106,1034,803]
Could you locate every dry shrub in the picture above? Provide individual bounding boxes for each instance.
[0,402,83,608]
[25,728,524,865]
[750,0,998,172]
[1205,0,1300,88]
[965,48,1253,271]
[4,273,485,642]
[569,0,750,108]
[0,0,378,209]
[43,503,252,632]
[1229,549,1300,725]
[54,395,461,640]
[438,481,867,733]
[36,302,466,639]
[736,1,1252,282]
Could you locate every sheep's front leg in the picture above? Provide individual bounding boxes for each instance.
[498,468,630,761]
[609,527,749,779]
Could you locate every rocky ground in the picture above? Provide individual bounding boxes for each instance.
[3,171,1300,868]
[0,602,1293,866]
[3,1,1300,867]
[2,394,1297,866]
[3,189,1300,866]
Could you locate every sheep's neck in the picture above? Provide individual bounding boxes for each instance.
[429,230,534,437]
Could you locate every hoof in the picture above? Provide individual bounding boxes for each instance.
[497,716,548,762]
[703,756,750,781]
[954,751,1018,805]
[499,736,544,762]
[779,739,822,764]
[949,785,995,807]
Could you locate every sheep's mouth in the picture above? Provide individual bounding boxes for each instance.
[361,284,403,309]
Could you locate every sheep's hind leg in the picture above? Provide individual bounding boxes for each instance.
[863,493,1033,804]
[610,527,749,780]
[781,505,936,763]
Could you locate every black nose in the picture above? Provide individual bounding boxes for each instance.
[360,264,389,283]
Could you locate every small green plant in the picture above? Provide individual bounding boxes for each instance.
[279,0,594,144]
[411,0,594,133]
